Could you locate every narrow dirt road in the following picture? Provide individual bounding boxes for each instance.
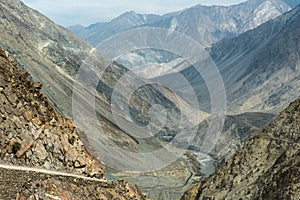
[0,163,107,183]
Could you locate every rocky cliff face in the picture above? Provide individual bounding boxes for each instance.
[182,98,300,200]
[188,112,275,166]
[0,49,146,199]
[0,49,103,177]
[0,0,91,116]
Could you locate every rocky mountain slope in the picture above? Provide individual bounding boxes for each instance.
[182,98,300,200]
[0,49,103,178]
[0,48,146,199]
[211,4,300,113]
[0,0,202,155]
[0,0,208,198]
[188,112,275,166]
[211,6,300,112]
[0,0,141,168]
[168,4,300,114]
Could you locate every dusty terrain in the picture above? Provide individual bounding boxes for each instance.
[182,98,300,200]
[0,48,146,199]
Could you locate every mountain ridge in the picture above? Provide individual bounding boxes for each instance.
[69,0,297,47]
[163,4,300,114]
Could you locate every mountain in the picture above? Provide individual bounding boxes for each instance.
[68,22,106,40]
[209,4,300,114]
[68,0,297,80]
[182,97,300,200]
[0,0,202,152]
[2,0,299,199]
[0,49,103,178]
[188,112,275,166]
[163,4,300,114]
[0,48,146,199]
[0,0,90,114]
[69,0,296,48]
[69,11,163,46]
[0,0,208,198]
[148,0,292,47]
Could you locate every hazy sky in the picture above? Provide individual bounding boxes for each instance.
[22,0,247,27]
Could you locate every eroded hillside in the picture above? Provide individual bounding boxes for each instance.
[182,98,300,200]
[0,48,146,199]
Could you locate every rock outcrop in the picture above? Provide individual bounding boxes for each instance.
[0,48,146,199]
[181,98,300,200]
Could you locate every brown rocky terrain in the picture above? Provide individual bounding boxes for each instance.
[0,167,144,200]
[1,0,297,199]
[181,98,300,200]
[0,48,146,199]
[0,1,207,198]
[0,48,103,177]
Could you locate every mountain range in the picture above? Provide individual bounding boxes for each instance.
[68,0,299,77]
[0,0,206,198]
[0,0,299,199]
[69,11,162,46]
[168,3,300,114]
[0,0,200,150]
[69,0,298,47]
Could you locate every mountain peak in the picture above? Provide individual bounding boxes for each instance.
[125,10,138,15]
[119,10,139,18]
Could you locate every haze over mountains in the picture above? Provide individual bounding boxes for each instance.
[69,0,300,115]
[69,0,297,47]
[69,12,163,46]
[68,0,299,115]
[69,1,300,198]
[0,0,299,199]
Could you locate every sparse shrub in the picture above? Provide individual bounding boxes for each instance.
[220,179,226,188]
[12,142,21,154]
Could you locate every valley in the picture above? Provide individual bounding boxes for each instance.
[0,0,299,199]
